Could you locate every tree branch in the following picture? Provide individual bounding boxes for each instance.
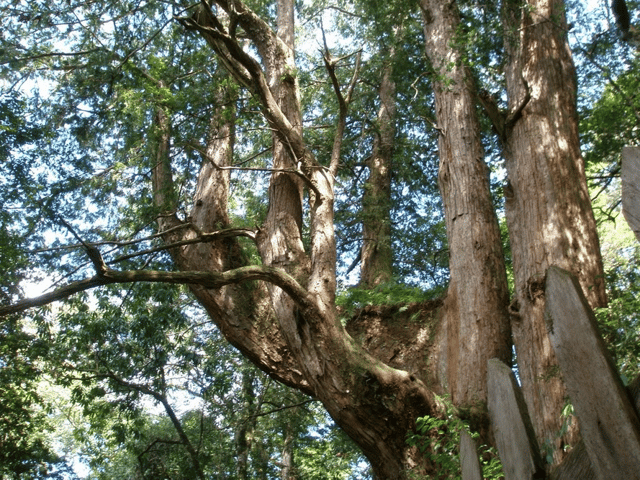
[178,1,321,179]
[321,26,361,177]
[0,265,313,317]
[57,217,108,276]
[188,142,322,198]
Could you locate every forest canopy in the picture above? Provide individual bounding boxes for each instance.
[0,0,639,478]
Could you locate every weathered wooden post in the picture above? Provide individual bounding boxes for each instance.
[487,358,545,480]
[460,430,482,480]
[545,266,640,480]
[622,146,640,241]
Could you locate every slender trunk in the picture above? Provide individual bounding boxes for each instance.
[151,100,178,232]
[157,394,206,480]
[361,54,395,288]
[420,0,512,405]
[502,0,607,464]
[280,423,294,480]
[235,371,256,480]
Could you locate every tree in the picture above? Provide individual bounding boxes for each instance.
[0,0,625,477]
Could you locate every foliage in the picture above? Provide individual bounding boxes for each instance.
[540,402,575,465]
[594,214,640,382]
[406,396,503,480]
[0,315,77,478]
[0,0,639,476]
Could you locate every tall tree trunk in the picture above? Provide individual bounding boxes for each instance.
[420,0,512,405]
[255,0,310,326]
[361,55,395,288]
[502,0,607,464]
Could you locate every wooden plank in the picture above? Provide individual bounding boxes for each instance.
[545,266,640,480]
[550,440,596,480]
[487,358,544,480]
[622,146,640,242]
[460,430,482,480]
[551,373,640,479]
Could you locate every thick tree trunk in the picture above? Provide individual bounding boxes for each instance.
[151,79,311,393]
[420,0,512,405]
[501,0,607,464]
[361,56,395,288]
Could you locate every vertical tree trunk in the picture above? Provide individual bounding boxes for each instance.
[235,370,257,480]
[280,423,295,480]
[361,54,395,287]
[255,0,310,322]
[420,0,512,405]
[502,0,607,464]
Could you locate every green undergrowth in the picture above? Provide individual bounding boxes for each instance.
[336,280,444,319]
[406,395,504,480]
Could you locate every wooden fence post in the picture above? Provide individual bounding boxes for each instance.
[487,358,545,480]
[460,430,482,480]
[545,266,640,479]
[622,146,640,241]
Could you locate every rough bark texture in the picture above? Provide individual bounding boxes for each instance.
[420,0,512,405]
[361,56,395,287]
[622,146,640,241]
[501,0,607,463]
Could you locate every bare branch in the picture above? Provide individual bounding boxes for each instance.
[57,217,108,276]
[322,38,361,176]
[108,227,257,265]
[2,48,103,65]
[0,265,313,318]
[188,143,322,198]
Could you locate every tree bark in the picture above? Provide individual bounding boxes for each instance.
[501,0,607,463]
[420,0,512,405]
[150,77,311,394]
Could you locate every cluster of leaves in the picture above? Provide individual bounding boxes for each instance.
[541,402,575,465]
[594,237,640,383]
[405,396,504,480]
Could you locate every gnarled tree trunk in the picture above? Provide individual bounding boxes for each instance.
[157,1,441,477]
